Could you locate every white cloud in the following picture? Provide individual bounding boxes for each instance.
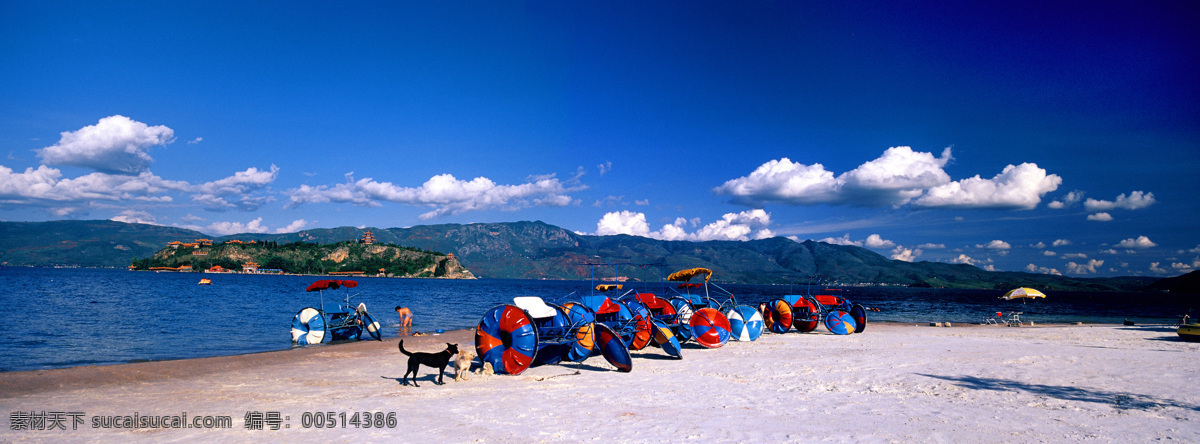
[911,163,1061,210]
[1170,258,1200,271]
[863,234,896,249]
[1031,242,1047,249]
[819,234,861,246]
[1188,245,1200,254]
[597,161,612,176]
[1052,239,1072,247]
[1047,190,1084,209]
[715,157,841,206]
[917,243,946,249]
[977,240,1011,250]
[596,210,650,237]
[818,233,895,249]
[286,172,582,219]
[1115,236,1156,249]
[187,137,203,145]
[275,219,309,234]
[635,199,649,206]
[715,146,954,207]
[595,209,774,242]
[37,115,174,174]
[205,218,270,236]
[950,254,977,265]
[1062,253,1089,260]
[1084,191,1155,212]
[1043,251,1057,256]
[1087,212,1113,221]
[891,246,922,262]
[1026,263,1062,276]
[1150,262,1168,274]
[110,210,157,225]
[1065,259,1104,275]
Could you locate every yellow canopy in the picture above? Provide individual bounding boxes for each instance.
[667,267,711,283]
[595,284,623,292]
[1001,287,1046,300]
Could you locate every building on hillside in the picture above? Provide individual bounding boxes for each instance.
[242,262,259,274]
[361,230,376,245]
[168,241,184,249]
[196,239,213,246]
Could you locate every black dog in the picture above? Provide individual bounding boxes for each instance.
[398,341,458,387]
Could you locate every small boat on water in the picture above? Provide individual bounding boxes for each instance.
[198,278,212,285]
[1178,323,1200,342]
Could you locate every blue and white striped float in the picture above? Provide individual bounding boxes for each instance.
[725,305,764,341]
[291,307,327,345]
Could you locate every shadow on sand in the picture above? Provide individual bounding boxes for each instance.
[917,373,1199,412]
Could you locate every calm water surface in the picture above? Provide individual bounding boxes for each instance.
[1,267,1195,372]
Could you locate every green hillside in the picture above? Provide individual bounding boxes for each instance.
[133,239,474,279]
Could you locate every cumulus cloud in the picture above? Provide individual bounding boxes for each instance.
[977,240,1011,250]
[1026,263,1062,276]
[0,161,278,217]
[1115,236,1156,249]
[911,163,1061,210]
[950,254,977,265]
[818,233,895,249]
[204,218,270,236]
[1065,259,1104,275]
[1087,212,1113,221]
[1150,262,1168,274]
[891,246,922,262]
[1062,253,1088,260]
[1047,190,1084,209]
[717,147,1063,211]
[864,234,896,249]
[1052,239,1072,247]
[286,172,582,220]
[715,146,953,207]
[275,219,309,234]
[0,165,191,203]
[1084,191,1155,212]
[37,115,174,175]
[110,210,158,225]
[595,209,774,241]
[917,243,946,249]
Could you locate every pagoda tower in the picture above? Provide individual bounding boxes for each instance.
[361,230,376,245]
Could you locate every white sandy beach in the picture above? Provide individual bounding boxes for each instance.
[2,323,1198,442]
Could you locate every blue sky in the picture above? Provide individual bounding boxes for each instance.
[2,1,1197,277]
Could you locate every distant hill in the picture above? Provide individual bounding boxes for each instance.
[1145,270,1200,294]
[0,219,1172,291]
[0,220,206,267]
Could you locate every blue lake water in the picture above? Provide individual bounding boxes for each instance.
[1,267,1196,372]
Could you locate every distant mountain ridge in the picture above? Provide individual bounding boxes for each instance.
[0,219,1169,291]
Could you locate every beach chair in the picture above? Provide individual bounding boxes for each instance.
[1006,311,1023,326]
[983,311,1003,325]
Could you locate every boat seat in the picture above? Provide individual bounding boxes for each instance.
[513,296,557,319]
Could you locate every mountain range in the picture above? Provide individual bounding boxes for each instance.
[2,219,1181,292]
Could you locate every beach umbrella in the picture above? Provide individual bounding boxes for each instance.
[1001,287,1046,303]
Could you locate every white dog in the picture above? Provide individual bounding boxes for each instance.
[454,349,476,381]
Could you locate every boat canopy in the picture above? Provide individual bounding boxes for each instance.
[305,279,359,292]
[595,284,623,292]
[667,267,711,283]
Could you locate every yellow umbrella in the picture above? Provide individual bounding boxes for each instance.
[1001,287,1046,301]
